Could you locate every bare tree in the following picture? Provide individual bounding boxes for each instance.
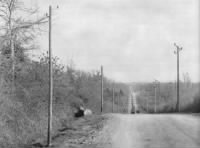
[0,0,47,89]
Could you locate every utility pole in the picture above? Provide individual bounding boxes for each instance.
[154,85,157,113]
[146,98,148,113]
[130,87,133,114]
[153,80,159,113]
[118,92,121,113]
[117,93,119,113]
[132,93,136,114]
[112,87,114,113]
[101,66,103,113]
[174,43,183,112]
[47,5,53,147]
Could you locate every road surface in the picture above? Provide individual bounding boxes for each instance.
[98,114,200,148]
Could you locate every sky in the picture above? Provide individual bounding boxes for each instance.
[26,0,199,83]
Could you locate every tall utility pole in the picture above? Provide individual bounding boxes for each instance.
[101,66,103,113]
[174,43,183,112]
[112,87,114,113]
[47,5,53,147]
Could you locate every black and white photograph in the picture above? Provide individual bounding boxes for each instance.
[0,0,199,147]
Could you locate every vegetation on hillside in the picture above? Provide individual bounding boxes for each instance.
[0,49,129,147]
[0,0,129,147]
[0,48,129,147]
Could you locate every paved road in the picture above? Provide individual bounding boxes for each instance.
[104,114,200,148]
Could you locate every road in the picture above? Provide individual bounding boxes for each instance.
[99,114,200,148]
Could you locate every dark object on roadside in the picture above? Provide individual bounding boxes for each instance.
[74,106,93,117]
[74,106,85,117]
[131,108,140,114]
[131,110,135,114]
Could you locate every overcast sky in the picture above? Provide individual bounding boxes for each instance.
[27,0,199,83]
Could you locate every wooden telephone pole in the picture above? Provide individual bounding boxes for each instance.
[117,93,120,113]
[174,43,183,112]
[154,85,157,113]
[47,5,53,147]
[146,98,148,113]
[112,87,114,113]
[153,80,159,113]
[101,66,103,113]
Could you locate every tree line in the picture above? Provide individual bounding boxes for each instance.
[133,80,200,113]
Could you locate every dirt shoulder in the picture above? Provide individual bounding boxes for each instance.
[51,114,109,148]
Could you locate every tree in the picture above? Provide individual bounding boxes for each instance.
[0,0,47,88]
